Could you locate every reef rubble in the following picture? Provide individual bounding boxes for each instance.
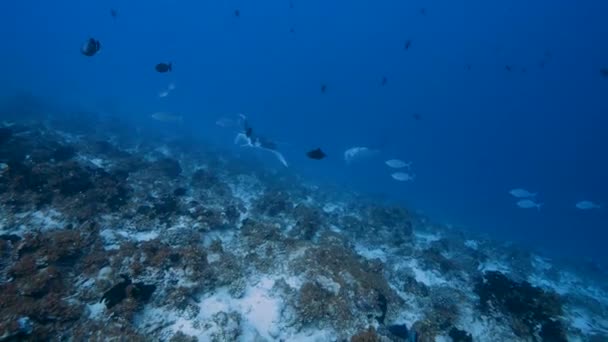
[0,117,606,341]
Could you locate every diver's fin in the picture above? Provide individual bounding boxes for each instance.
[234,133,250,145]
[270,150,288,167]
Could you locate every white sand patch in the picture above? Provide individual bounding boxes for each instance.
[87,302,106,319]
[355,244,388,263]
[414,231,442,246]
[399,258,448,286]
[477,260,511,274]
[464,240,478,250]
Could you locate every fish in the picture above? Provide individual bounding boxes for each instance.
[151,112,182,123]
[412,113,422,121]
[110,9,118,19]
[385,159,411,169]
[321,83,327,93]
[404,40,412,50]
[155,63,172,73]
[234,9,240,17]
[158,83,176,98]
[576,201,601,210]
[344,146,376,163]
[381,76,388,86]
[306,148,327,160]
[600,69,608,78]
[465,64,472,71]
[391,172,415,182]
[505,65,512,72]
[81,38,101,57]
[509,188,537,198]
[516,199,542,210]
[419,8,427,16]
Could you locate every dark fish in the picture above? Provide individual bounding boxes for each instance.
[412,113,422,121]
[321,83,327,93]
[505,65,512,72]
[234,9,240,17]
[289,0,294,9]
[381,76,388,86]
[419,8,427,16]
[465,64,472,70]
[600,68,608,78]
[110,9,118,19]
[404,40,412,50]
[245,126,253,138]
[306,148,326,160]
[289,27,295,34]
[81,38,101,57]
[155,63,172,73]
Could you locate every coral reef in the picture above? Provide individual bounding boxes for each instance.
[475,271,567,341]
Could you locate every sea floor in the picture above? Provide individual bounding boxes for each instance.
[0,117,607,341]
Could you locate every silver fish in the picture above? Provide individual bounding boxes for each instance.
[151,112,182,123]
[516,199,542,210]
[385,159,411,169]
[391,172,415,182]
[575,201,601,210]
[509,188,537,198]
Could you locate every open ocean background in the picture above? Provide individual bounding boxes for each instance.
[1,0,607,265]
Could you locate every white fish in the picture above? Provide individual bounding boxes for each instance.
[391,172,415,182]
[516,199,542,210]
[151,112,182,123]
[158,83,176,98]
[385,159,412,169]
[509,188,537,198]
[575,201,601,210]
[343,146,377,163]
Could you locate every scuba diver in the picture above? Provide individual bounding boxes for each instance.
[234,114,288,167]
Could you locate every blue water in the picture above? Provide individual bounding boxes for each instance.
[2,0,607,264]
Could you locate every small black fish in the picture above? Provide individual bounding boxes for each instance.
[289,27,295,34]
[505,65,512,72]
[306,148,326,160]
[110,8,118,19]
[155,63,172,73]
[412,113,422,121]
[245,126,253,138]
[234,9,240,17]
[81,38,101,57]
[600,68,608,78]
[381,76,388,86]
[419,8,427,16]
[465,64,472,70]
[320,83,327,93]
[404,40,412,50]
[289,0,294,9]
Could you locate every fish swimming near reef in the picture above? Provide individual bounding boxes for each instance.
[516,199,542,210]
[391,172,415,182]
[81,38,101,57]
[344,146,377,164]
[385,159,411,169]
[509,188,537,198]
[151,112,182,123]
[306,148,327,160]
[158,83,176,98]
[155,63,172,73]
[575,201,601,210]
